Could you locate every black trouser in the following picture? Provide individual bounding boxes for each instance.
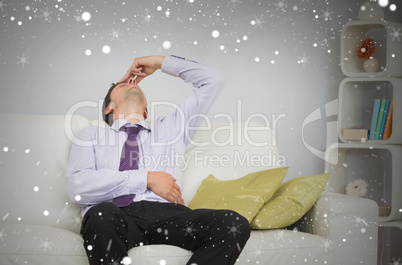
[80,201,251,265]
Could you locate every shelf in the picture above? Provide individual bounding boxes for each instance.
[379,221,402,229]
[378,222,402,264]
[338,77,402,144]
[341,20,402,78]
[337,18,402,262]
[325,143,402,222]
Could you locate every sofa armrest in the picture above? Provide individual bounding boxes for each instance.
[295,192,378,265]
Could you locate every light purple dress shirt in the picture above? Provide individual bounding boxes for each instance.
[65,55,224,216]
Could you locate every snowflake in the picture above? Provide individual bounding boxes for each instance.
[276,0,287,12]
[297,53,311,67]
[353,216,369,227]
[251,15,265,29]
[17,53,30,68]
[389,27,401,41]
[0,0,11,12]
[185,0,195,6]
[182,222,197,237]
[39,237,53,252]
[320,8,333,21]
[227,0,241,7]
[110,28,123,41]
[274,230,286,240]
[227,222,242,237]
[320,38,329,47]
[36,8,53,23]
[319,239,333,252]
[142,13,154,25]
[253,246,263,259]
[71,215,82,228]
[389,257,401,265]
[0,228,8,242]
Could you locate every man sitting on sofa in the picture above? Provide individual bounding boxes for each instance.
[65,55,251,265]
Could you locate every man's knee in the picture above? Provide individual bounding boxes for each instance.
[222,210,250,238]
[209,210,250,240]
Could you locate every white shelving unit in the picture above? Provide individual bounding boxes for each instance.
[341,20,402,78]
[338,77,402,144]
[325,143,402,222]
[378,222,402,263]
[326,18,402,265]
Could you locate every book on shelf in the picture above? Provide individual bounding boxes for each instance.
[368,98,393,140]
[378,99,390,140]
[369,99,381,140]
[382,99,393,140]
[375,99,387,140]
[378,205,391,217]
[342,128,368,141]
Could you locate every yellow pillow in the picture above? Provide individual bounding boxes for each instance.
[251,172,330,229]
[188,167,288,223]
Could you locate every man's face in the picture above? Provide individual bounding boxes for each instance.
[110,79,147,108]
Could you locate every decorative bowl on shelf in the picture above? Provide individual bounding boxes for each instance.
[363,56,380,72]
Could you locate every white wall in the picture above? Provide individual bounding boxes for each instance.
[0,0,401,179]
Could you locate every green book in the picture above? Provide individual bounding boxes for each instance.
[374,99,387,140]
[379,100,390,140]
[369,99,381,140]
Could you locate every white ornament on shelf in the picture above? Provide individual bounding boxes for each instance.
[363,56,380,72]
[358,0,384,21]
[345,179,368,197]
[389,257,401,265]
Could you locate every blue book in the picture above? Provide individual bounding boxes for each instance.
[369,99,381,140]
[375,99,387,140]
[379,99,390,140]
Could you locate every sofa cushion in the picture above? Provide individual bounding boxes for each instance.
[237,229,334,264]
[0,224,334,265]
[128,245,192,265]
[183,121,282,204]
[128,229,334,265]
[188,167,288,222]
[0,113,89,234]
[0,223,87,265]
[251,173,330,229]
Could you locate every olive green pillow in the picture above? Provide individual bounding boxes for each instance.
[188,167,289,223]
[251,172,330,229]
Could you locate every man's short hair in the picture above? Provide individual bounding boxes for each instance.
[102,83,118,126]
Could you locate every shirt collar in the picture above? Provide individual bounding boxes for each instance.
[110,119,151,132]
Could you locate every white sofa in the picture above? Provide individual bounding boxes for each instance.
[0,113,379,265]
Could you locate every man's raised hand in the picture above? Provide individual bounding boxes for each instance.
[119,55,165,84]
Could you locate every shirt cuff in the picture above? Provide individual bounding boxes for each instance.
[161,55,184,77]
[127,169,148,194]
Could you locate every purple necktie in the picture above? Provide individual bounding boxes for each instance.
[112,126,141,207]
